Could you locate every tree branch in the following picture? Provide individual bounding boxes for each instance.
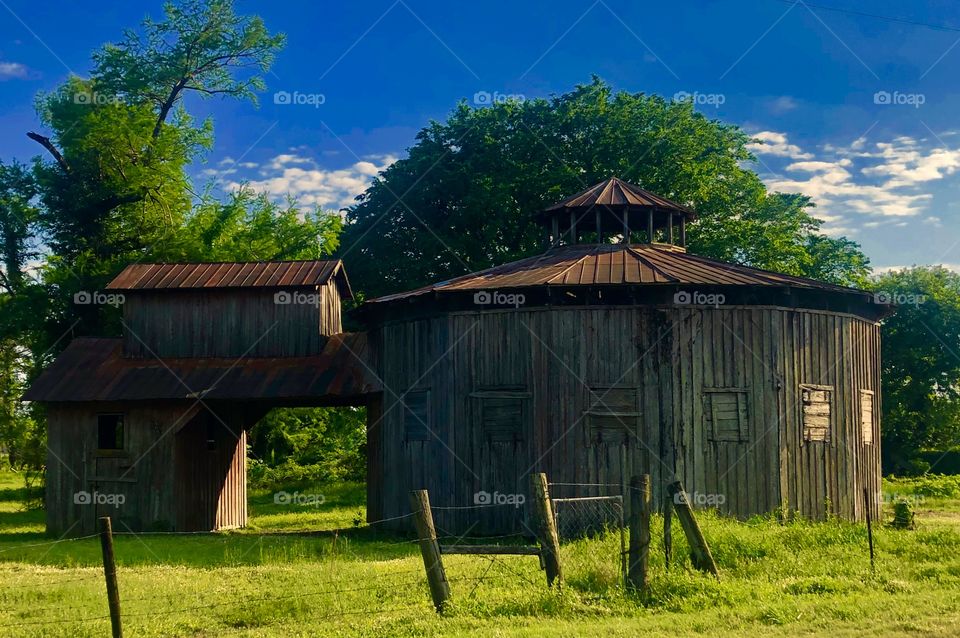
[26,132,69,173]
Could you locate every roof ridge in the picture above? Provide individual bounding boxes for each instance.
[544,247,599,284]
[625,245,681,283]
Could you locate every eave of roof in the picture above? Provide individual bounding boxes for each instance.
[362,243,870,306]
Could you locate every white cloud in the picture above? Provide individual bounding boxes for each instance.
[0,62,29,80]
[753,131,955,231]
[767,96,799,114]
[210,152,399,210]
[747,131,813,160]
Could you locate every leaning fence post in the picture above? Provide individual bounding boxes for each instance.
[408,489,451,612]
[98,516,123,638]
[530,473,563,587]
[666,481,719,577]
[627,474,651,592]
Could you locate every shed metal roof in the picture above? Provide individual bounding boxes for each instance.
[23,334,377,403]
[365,243,867,305]
[107,260,353,299]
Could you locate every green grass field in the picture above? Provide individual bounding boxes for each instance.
[2,471,960,637]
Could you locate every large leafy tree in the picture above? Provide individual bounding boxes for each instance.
[28,0,284,342]
[1,1,349,481]
[342,78,870,299]
[873,267,960,474]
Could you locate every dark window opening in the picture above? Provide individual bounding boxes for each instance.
[97,414,125,450]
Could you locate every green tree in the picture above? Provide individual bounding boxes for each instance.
[342,78,869,299]
[28,0,284,342]
[873,267,960,474]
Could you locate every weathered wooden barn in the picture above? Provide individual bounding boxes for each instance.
[359,177,892,534]
[27,177,891,537]
[25,261,375,535]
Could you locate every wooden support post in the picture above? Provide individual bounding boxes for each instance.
[680,217,687,248]
[98,516,123,638]
[668,213,674,245]
[551,216,559,246]
[530,473,562,587]
[864,488,875,574]
[595,207,602,243]
[627,475,651,592]
[666,481,719,577]
[664,495,673,571]
[622,210,629,244]
[647,209,654,243]
[409,490,451,612]
[570,211,577,244]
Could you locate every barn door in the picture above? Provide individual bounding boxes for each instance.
[585,387,639,495]
[473,389,531,534]
[174,411,217,531]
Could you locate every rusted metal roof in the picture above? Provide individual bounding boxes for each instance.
[365,243,866,304]
[107,260,353,299]
[23,334,378,403]
[543,177,694,219]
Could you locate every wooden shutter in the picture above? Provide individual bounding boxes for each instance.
[860,390,874,445]
[801,385,832,443]
[704,389,748,441]
[402,389,431,442]
[472,388,530,443]
[585,387,639,444]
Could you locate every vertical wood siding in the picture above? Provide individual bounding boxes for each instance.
[122,285,342,358]
[46,402,256,535]
[368,304,882,534]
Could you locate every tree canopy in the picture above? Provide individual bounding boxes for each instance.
[341,78,870,299]
[872,267,960,474]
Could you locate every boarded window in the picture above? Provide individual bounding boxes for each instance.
[97,414,125,450]
[704,389,748,441]
[586,387,639,444]
[801,385,832,442]
[472,388,530,443]
[402,390,431,442]
[860,390,874,445]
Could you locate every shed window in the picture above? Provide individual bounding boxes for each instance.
[704,389,748,441]
[472,388,530,442]
[97,414,125,450]
[801,385,832,443]
[402,390,432,442]
[586,387,639,444]
[860,390,874,445]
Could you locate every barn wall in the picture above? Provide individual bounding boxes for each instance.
[122,286,341,358]
[369,304,881,533]
[46,401,255,536]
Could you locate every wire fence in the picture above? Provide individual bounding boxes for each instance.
[0,501,555,635]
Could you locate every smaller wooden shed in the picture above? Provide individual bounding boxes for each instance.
[25,260,377,535]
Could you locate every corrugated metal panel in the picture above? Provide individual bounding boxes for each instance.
[543,177,694,218]
[365,243,865,305]
[23,335,378,403]
[106,260,353,299]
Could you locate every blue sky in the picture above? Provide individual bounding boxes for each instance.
[2,0,960,271]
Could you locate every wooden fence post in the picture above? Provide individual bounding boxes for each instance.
[666,481,719,577]
[530,473,563,587]
[98,516,123,638]
[408,490,451,612]
[627,475,651,592]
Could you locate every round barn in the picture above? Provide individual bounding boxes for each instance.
[360,177,890,534]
